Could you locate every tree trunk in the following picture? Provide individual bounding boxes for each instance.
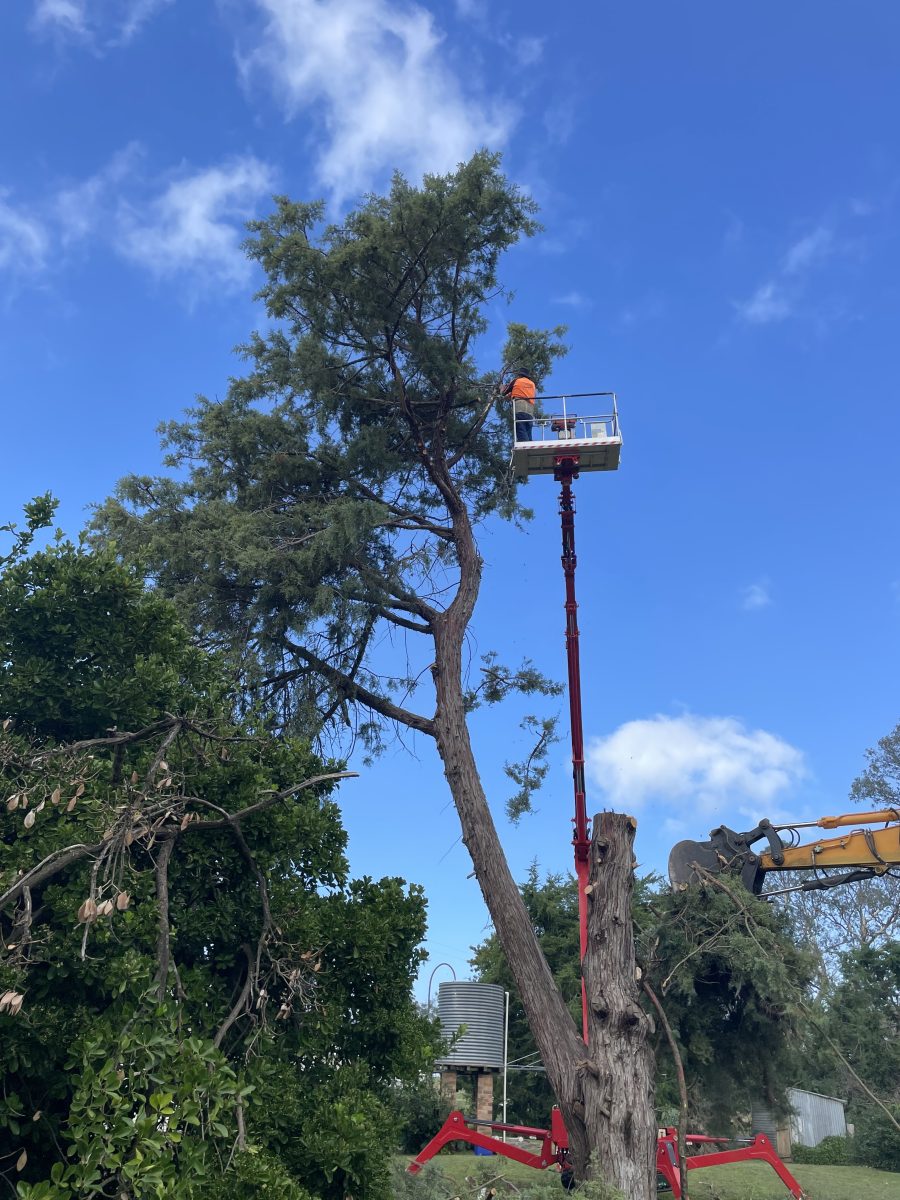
[581,813,657,1196]
[426,504,655,1196]
[432,628,655,1193]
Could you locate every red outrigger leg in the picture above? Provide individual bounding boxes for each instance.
[409,1113,806,1200]
[655,1128,806,1199]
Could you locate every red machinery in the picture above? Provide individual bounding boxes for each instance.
[410,412,806,1198]
[409,1110,804,1199]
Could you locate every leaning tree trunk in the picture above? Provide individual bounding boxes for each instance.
[426,501,656,1197]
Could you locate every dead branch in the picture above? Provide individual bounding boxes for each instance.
[214,946,255,1050]
[643,980,689,1199]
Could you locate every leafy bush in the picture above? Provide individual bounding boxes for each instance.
[391,1077,452,1154]
[197,1149,313,1199]
[848,1106,900,1173]
[791,1135,851,1165]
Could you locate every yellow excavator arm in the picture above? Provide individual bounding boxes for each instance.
[669,809,900,895]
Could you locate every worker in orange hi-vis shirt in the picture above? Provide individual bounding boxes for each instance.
[502,369,536,442]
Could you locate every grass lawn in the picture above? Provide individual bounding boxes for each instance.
[397,1152,898,1199]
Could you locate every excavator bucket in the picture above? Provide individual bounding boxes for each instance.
[668,839,725,889]
[668,835,765,893]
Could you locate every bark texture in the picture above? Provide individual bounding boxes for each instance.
[580,813,657,1195]
[426,503,656,1197]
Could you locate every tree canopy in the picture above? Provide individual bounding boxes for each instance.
[0,521,436,1199]
[94,152,566,753]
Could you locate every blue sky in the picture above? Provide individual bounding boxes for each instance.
[3,1,900,996]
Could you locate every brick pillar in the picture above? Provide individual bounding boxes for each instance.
[440,1069,457,1105]
[475,1071,494,1125]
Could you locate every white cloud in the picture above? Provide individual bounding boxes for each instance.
[783,225,833,274]
[54,143,143,244]
[740,581,771,611]
[241,0,512,201]
[116,156,275,287]
[32,0,88,37]
[31,0,172,47]
[554,290,590,308]
[586,713,805,816]
[0,192,49,277]
[735,224,835,326]
[736,280,793,324]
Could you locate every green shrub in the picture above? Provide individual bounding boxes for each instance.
[791,1135,851,1165]
[197,1150,313,1199]
[848,1106,900,1173]
[391,1078,452,1154]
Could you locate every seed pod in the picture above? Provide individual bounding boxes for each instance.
[6,794,19,813]
[66,797,77,813]
[97,899,115,918]
[115,892,130,911]
[77,899,98,924]
[23,810,36,830]
[51,786,61,805]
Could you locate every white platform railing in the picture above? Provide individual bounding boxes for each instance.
[511,392,621,445]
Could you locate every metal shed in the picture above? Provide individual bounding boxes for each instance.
[786,1088,847,1147]
[752,1087,847,1155]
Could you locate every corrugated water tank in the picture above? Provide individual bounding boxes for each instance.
[436,982,504,1069]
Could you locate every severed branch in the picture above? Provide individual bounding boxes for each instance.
[693,864,900,1139]
[0,772,357,913]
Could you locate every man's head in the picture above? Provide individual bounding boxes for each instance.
[517,368,534,381]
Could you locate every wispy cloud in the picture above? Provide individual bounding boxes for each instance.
[240,0,513,202]
[31,0,172,47]
[740,581,772,611]
[55,143,143,244]
[2,149,275,298]
[116,157,275,288]
[0,192,50,277]
[735,223,835,325]
[586,713,805,816]
[782,226,833,274]
[553,290,590,308]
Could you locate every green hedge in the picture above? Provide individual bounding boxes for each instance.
[791,1136,851,1165]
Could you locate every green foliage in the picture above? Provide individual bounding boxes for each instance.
[0,535,216,740]
[792,1136,852,1165]
[196,1149,313,1200]
[0,535,438,1198]
[473,867,814,1131]
[639,881,814,1127]
[797,941,900,1174]
[0,494,56,569]
[93,153,568,753]
[847,1104,900,1173]
[471,865,582,1123]
[504,714,559,823]
[501,321,569,390]
[390,1077,452,1155]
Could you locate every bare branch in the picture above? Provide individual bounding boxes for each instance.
[214,945,254,1050]
[154,839,176,1001]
